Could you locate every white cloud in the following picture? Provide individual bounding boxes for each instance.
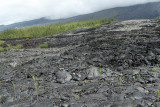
[0,0,159,25]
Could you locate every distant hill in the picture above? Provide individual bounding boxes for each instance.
[0,1,160,31]
[70,1,160,20]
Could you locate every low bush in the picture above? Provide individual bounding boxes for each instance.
[156,16,160,19]
[0,47,4,52]
[0,40,5,45]
[0,44,22,52]
[39,42,48,48]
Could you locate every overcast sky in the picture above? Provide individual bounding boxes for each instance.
[0,0,159,25]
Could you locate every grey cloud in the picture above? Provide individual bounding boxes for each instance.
[0,0,159,25]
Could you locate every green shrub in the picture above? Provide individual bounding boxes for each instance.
[0,18,117,39]
[5,44,22,50]
[0,47,4,52]
[12,44,23,49]
[0,40,5,45]
[39,42,48,48]
[0,44,22,52]
[156,16,160,20]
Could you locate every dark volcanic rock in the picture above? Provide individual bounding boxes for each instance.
[56,69,72,83]
[0,19,160,107]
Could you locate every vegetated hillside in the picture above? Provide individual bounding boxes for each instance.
[0,19,160,106]
[0,1,160,31]
[65,2,160,21]
[0,18,116,39]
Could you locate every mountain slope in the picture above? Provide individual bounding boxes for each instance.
[68,1,160,20]
[0,1,160,31]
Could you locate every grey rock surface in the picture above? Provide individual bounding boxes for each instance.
[56,70,72,83]
[0,19,160,107]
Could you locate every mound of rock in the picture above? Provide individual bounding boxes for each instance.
[0,19,160,107]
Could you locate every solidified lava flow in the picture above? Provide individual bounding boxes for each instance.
[0,19,160,107]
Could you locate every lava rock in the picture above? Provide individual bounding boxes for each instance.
[56,70,72,83]
[9,62,18,68]
[86,66,106,79]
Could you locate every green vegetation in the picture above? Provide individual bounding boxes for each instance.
[32,75,39,101]
[0,18,117,39]
[119,76,122,84]
[12,82,16,99]
[76,95,80,99]
[98,63,102,75]
[0,95,2,101]
[0,40,5,52]
[39,42,48,48]
[5,44,23,50]
[84,80,88,84]
[12,82,16,90]
[0,44,22,52]
[152,64,159,72]
[32,75,38,91]
[156,16,160,19]
[78,58,82,66]
[0,47,4,52]
[0,40,5,45]
[157,89,160,98]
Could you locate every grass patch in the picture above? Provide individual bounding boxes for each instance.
[0,44,22,52]
[0,18,117,39]
[156,16,160,20]
[5,44,23,50]
[0,47,4,52]
[39,42,48,48]
[0,40,5,45]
